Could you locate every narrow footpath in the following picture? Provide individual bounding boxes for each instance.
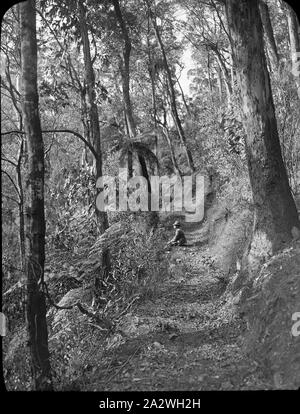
[84,222,273,391]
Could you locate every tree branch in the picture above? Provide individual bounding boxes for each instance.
[42,281,113,331]
[2,193,20,205]
[2,156,18,167]
[1,129,98,159]
[1,169,21,198]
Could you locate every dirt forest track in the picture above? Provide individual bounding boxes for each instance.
[82,222,273,391]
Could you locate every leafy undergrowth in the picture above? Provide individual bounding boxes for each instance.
[3,213,169,391]
[65,222,273,391]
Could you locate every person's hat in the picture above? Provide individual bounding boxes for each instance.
[173,220,181,227]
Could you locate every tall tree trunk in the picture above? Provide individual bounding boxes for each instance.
[78,0,109,234]
[162,126,182,177]
[20,0,52,390]
[149,70,158,158]
[112,0,136,138]
[207,51,213,93]
[259,0,280,70]
[286,3,300,97]
[147,13,158,160]
[78,1,110,305]
[79,86,91,168]
[147,2,195,172]
[225,0,300,271]
[176,76,191,116]
[113,0,157,220]
[158,105,182,177]
[216,62,223,100]
[17,138,25,269]
[214,49,232,101]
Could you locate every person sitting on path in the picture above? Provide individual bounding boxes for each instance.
[167,221,187,247]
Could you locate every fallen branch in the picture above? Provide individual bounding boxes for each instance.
[42,281,113,331]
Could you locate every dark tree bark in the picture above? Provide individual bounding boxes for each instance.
[20,0,52,390]
[146,1,195,172]
[225,0,300,270]
[112,0,137,138]
[259,0,279,70]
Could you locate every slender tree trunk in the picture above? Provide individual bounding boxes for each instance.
[121,57,136,138]
[149,73,158,158]
[225,0,300,270]
[259,0,279,70]
[214,50,232,102]
[147,14,158,159]
[176,76,191,116]
[162,126,182,177]
[286,3,300,96]
[113,0,158,219]
[17,138,25,269]
[79,86,91,168]
[147,2,195,172]
[112,0,136,138]
[78,0,109,234]
[158,106,182,177]
[13,69,26,268]
[216,62,223,100]
[78,1,111,305]
[207,51,213,93]
[20,0,52,390]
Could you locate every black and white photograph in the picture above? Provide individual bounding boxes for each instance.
[1,0,300,396]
